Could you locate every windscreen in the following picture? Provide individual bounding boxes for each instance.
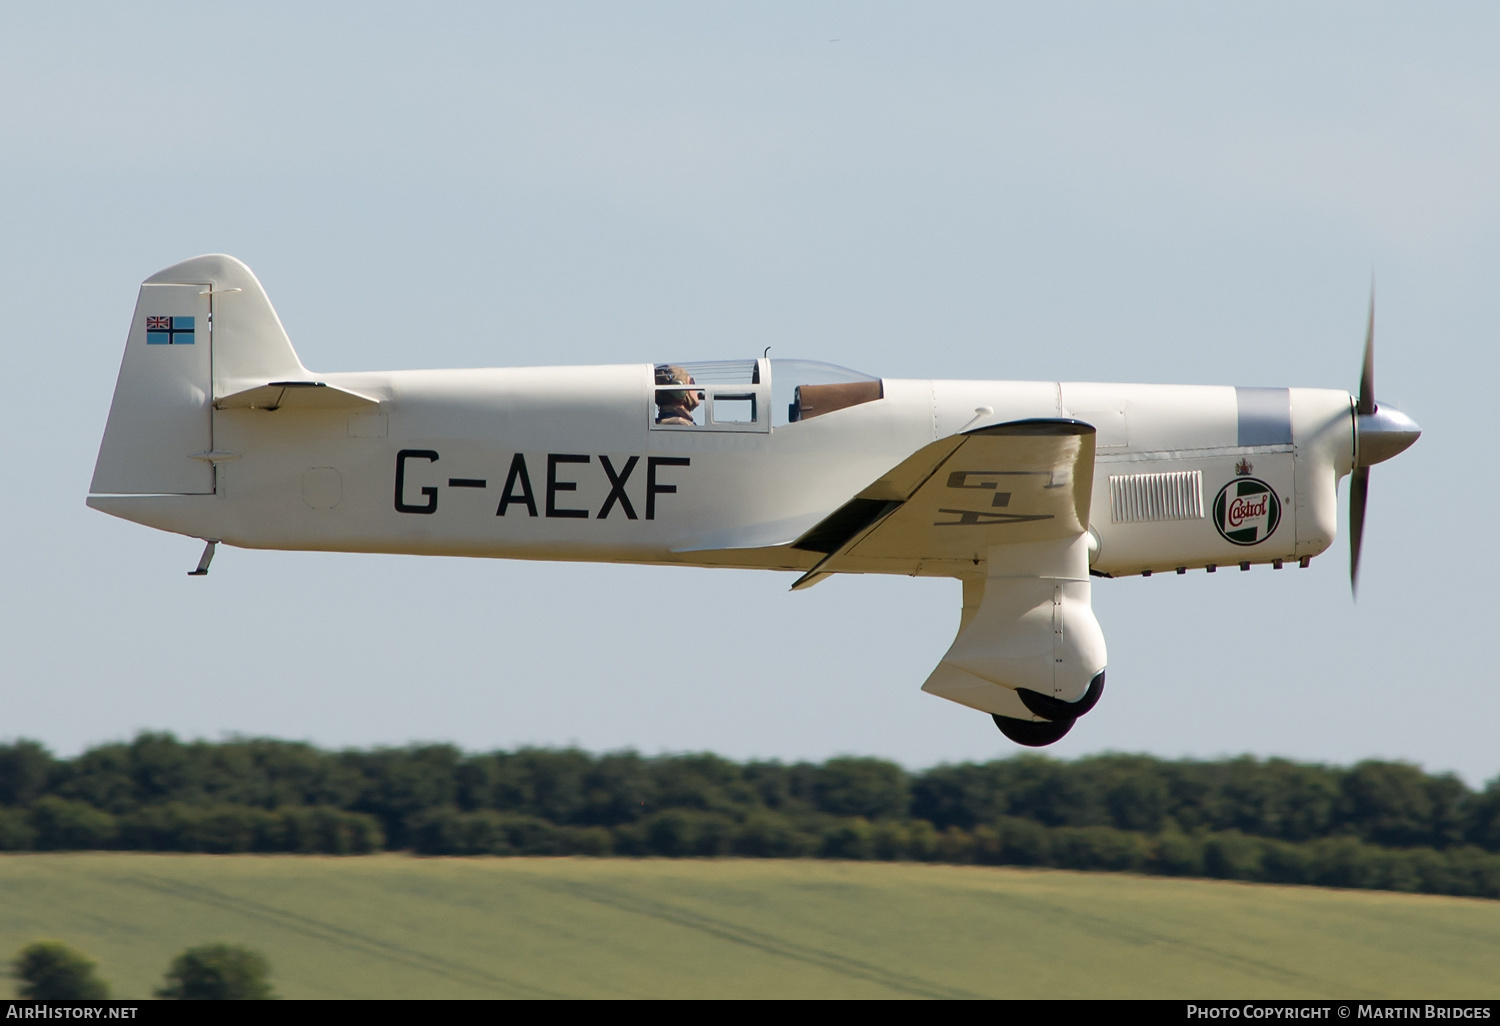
[770,359,881,426]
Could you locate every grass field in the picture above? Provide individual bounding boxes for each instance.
[1,854,1497,999]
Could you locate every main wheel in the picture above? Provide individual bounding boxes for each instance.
[1017,670,1106,722]
[992,714,1075,747]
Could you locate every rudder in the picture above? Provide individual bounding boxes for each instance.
[89,255,308,495]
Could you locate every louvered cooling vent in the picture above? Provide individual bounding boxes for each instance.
[1109,470,1204,523]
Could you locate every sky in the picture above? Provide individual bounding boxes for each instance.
[3,2,1497,783]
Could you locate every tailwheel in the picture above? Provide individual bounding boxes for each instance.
[992,714,1075,747]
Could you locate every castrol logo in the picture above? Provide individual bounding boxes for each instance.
[1212,477,1281,546]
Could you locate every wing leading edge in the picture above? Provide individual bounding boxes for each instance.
[789,419,1096,588]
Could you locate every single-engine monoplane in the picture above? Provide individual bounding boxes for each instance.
[88,255,1420,745]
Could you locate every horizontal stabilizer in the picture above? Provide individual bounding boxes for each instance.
[216,381,379,411]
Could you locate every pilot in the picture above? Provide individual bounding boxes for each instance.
[655,365,703,426]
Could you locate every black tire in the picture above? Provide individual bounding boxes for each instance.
[1017,670,1106,722]
[992,714,1075,747]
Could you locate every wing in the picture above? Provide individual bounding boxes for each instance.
[789,419,1096,589]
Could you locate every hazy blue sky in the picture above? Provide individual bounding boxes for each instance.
[3,3,1496,781]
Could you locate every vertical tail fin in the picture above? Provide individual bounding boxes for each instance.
[89,255,308,495]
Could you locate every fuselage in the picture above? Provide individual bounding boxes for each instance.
[88,357,1356,580]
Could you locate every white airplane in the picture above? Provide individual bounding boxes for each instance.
[88,255,1420,746]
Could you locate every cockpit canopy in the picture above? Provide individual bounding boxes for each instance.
[651,359,881,431]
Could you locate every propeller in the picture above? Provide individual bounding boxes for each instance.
[1348,287,1421,596]
[1350,293,1374,594]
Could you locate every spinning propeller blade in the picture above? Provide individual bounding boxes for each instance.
[1351,291,1374,593]
[1349,465,1369,595]
[1357,290,1376,417]
[1348,284,1420,597]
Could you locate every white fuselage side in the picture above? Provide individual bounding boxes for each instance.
[88,361,1355,580]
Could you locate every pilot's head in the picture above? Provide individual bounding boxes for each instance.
[655,365,703,409]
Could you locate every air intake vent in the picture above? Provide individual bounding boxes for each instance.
[1109,470,1204,523]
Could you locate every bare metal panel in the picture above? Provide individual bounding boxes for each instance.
[1236,386,1293,446]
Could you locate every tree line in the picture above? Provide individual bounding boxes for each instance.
[1,734,1498,899]
[12,941,273,1000]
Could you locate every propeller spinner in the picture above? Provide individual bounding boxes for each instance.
[1350,292,1421,594]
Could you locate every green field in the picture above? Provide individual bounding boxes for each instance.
[1,854,1497,999]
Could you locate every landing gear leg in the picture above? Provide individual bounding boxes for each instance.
[188,539,217,577]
